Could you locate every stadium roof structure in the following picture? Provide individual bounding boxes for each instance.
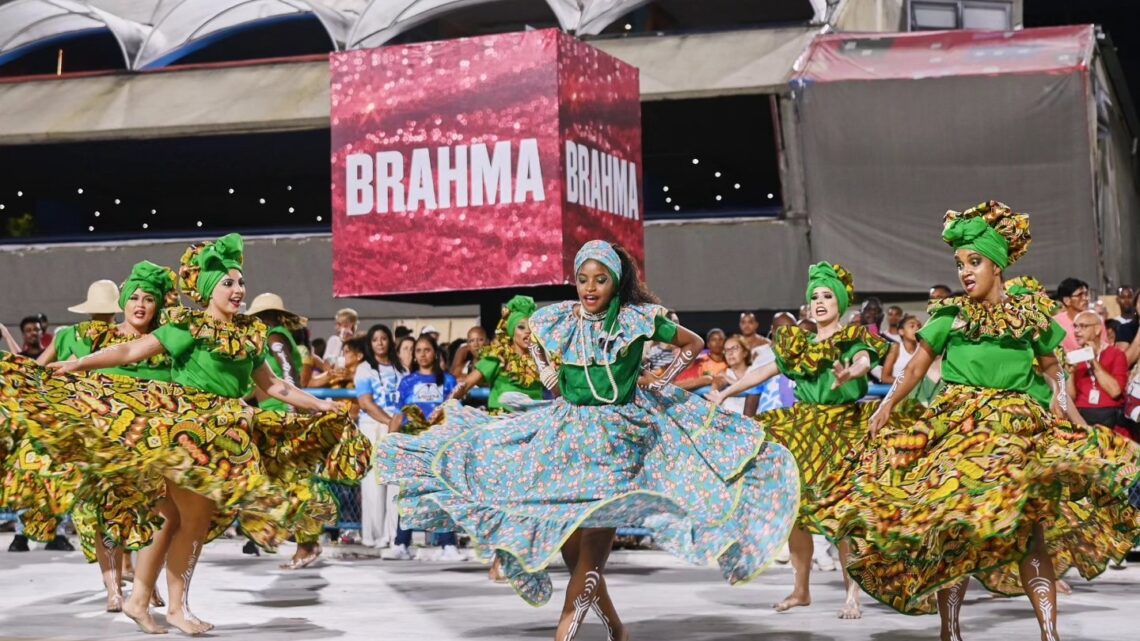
[2,0,823,70]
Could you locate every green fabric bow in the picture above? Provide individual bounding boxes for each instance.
[504,295,537,336]
[196,233,245,302]
[119,260,175,310]
[805,262,850,315]
[942,216,1010,269]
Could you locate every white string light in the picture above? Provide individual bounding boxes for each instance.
[673,205,680,212]
[94,211,101,217]
[142,223,149,229]
[151,208,157,214]
[259,198,266,205]
[716,195,722,201]
[316,216,323,222]
[77,188,84,194]
[714,171,721,178]
[228,188,235,194]
[196,221,203,227]
[288,207,295,213]
[16,191,22,197]
[114,198,121,205]
[88,226,94,232]
[734,183,741,190]
[662,186,669,192]
[691,158,699,165]
[767,193,774,199]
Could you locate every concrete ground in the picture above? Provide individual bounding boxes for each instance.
[0,533,1137,641]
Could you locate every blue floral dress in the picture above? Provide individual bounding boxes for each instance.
[375,302,800,605]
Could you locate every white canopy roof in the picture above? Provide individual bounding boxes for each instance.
[0,0,150,67]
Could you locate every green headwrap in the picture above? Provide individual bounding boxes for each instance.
[195,233,245,302]
[942,216,1010,269]
[504,295,537,336]
[805,262,851,315]
[119,261,175,310]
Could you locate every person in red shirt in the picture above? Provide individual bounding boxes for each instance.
[1067,310,1129,430]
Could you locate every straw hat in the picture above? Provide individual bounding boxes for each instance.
[246,293,307,327]
[67,280,123,315]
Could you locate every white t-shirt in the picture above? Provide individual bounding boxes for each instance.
[722,364,763,415]
[324,335,345,368]
[892,342,919,380]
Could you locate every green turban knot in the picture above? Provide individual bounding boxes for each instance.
[942,216,1010,269]
[120,261,175,311]
[805,262,851,315]
[504,295,537,336]
[196,233,245,302]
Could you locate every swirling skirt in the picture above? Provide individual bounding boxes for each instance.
[0,354,370,550]
[757,400,923,533]
[811,384,1140,614]
[375,386,800,606]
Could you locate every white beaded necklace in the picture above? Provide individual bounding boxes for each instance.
[577,305,619,403]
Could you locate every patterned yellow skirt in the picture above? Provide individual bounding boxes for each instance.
[0,354,370,551]
[757,400,921,534]
[811,384,1140,614]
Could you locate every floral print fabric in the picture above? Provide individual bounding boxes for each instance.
[376,384,800,606]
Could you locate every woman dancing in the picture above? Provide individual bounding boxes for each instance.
[376,240,800,641]
[816,201,1140,640]
[710,262,903,620]
[2,233,370,635]
[63,263,176,612]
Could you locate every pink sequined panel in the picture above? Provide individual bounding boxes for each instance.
[330,29,643,298]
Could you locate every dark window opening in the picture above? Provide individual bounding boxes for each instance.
[388,0,560,45]
[596,0,815,37]
[642,95,783,220]
[0,30,127,77]
[0,130,331,243]
[147,15,333,68]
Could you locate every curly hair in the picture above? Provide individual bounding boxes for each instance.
[613,245,660,307]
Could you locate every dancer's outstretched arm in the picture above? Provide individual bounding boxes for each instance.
[709,362,778,404]
[868,342,935,436]
[254,362,338,413]
[644,324,704,391]
[48,334,163,374]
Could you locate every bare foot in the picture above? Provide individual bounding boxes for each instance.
[488,559,507,583]
[1055,579,1072,595]
[773,592,811,612]
[166,610,214,636]
[123,599,168,634]
[106,592,124,613]
[837,597,862,619]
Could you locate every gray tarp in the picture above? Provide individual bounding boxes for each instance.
[797,72,1104,291]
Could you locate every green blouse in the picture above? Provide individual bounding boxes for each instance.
[62,321,172,382]
[917,294,1064,396]
[772,325,888,405]
[52,324,96,361]
[261,326,302,412]
[152,308,268,399]
[475,354,545,410]
[529,302,679,407]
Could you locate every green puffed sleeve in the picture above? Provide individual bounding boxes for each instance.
[652,314,678,343]
[917,311,955,355]
[474,355,502,383]
[152,323,195,358]
[1032,319,1066,357]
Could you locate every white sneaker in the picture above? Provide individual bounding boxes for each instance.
[382,544,412,560]
[438,545,465,562]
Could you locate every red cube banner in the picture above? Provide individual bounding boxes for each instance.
[330,29,643,298]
